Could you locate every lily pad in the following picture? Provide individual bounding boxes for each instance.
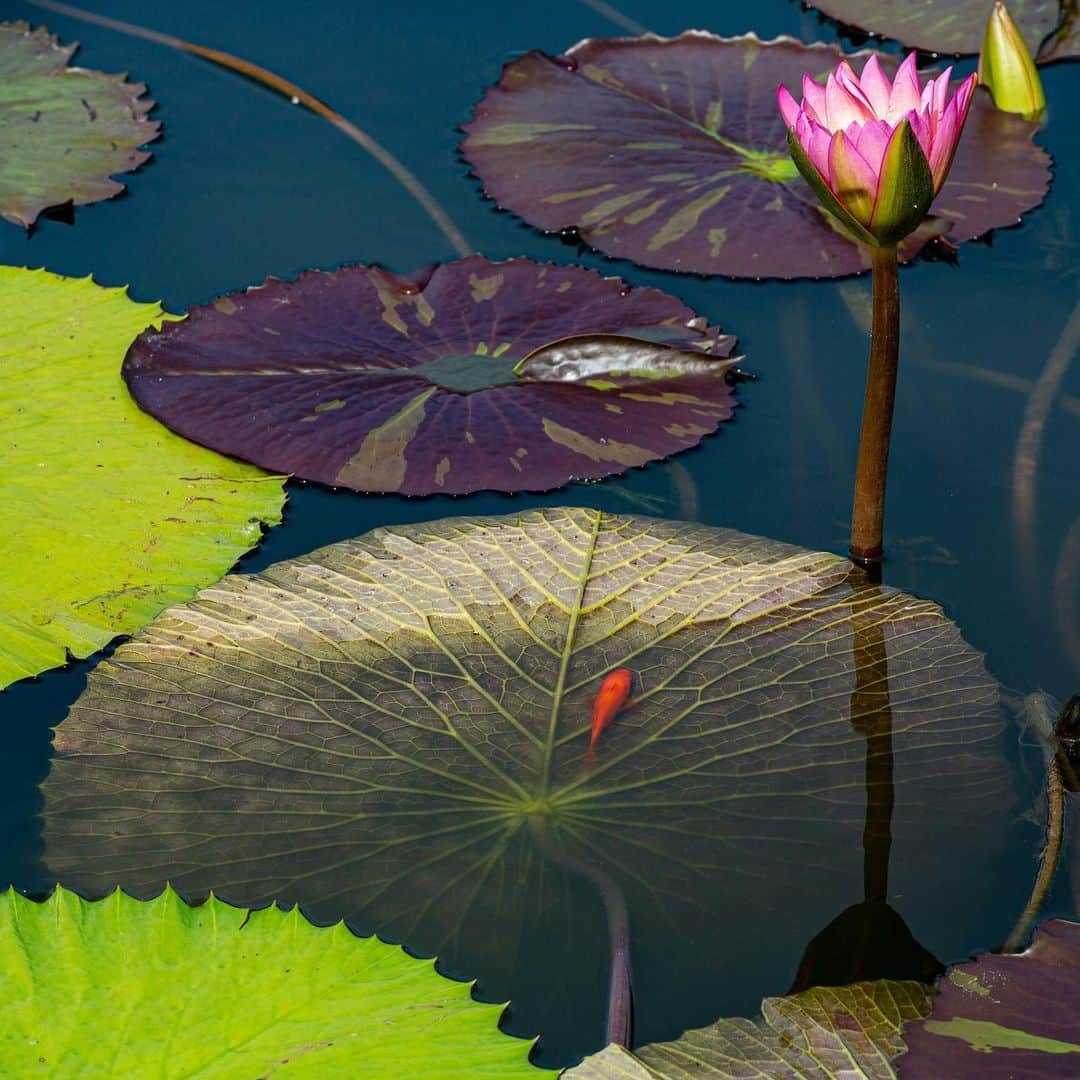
[462,33,1050,279]
[0,21,159,228]
[565,979,933,1078]
[0,267,285,690]
[122,256,740,495]
[899,920,1080,1076]
[0,885,534,1078]
[43,508,1007,1058]
[806,1,1073,63]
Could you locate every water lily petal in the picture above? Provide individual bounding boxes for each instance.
[801,72,827,124]
[853,118,891,175]
[796,112,832,179]
[908,107,933,159]
[835,61,875,115]
[927,97,960,191]
[778,84,801,128]
[887,54,922,121]
[828,130,876,224]
[856,54,892,117]
[930,67,952,118]
[825,70,874,129]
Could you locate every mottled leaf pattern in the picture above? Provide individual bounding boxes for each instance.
[900,920,1080,1077]
[807,0,1067,61]
[462,34,1049,278]
[0,886,534,1078]
[43,509,1007,1058]
[123,256,739,495]
[0,21,159,227]
[566,980,933,1078]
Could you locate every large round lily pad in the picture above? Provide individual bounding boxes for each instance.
[0,885,534,1078]
[567,979,933,1078]
[122,256,740,495]
[807,1,1074,63]
[462,33,1050,279]
[43,508,1007,1059]
[899,920,1080,1077]
[0,267,285,690]
[0,21,159,228]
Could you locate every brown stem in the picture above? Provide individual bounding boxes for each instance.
[1003,757,1065,952]
[850,245,901,565]
[529,816,632,1048]
[24,0,472,258]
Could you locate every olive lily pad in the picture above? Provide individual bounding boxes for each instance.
[806,1,1075,63]
[565,980,933,1078]
[0,267,285,690]
[42,508,1007,1059]
[899,920,1080,1077]
[122,256,740,495]
[0,21,159,228]
[462,33,1050,279]
[0,885,534,1078]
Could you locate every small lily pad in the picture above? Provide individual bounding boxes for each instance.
[122,256,740,495]
[899,920,1080,1077]
[565,980,934,1078]
[462,33,1050,278]
[0,267,285,690]
[0,885,535,1078]
[807,1,1074,63]
[0,21,159,228]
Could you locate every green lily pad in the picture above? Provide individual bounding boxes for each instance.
[565,980,933,1078]
[0,885,534,1077]
[0,266,285,690]
[42,508,1007,1059]
[0,21,159,228]
[899,920,1080,1077]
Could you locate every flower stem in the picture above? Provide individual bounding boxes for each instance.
[850,245,901,565]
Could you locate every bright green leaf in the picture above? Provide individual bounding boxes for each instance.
[0,885,535,1078]
[0,266,285,689]
[0,22,159,228]
[564,980,933,1079]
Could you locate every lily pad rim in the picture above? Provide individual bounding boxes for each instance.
[461,29,1053,280]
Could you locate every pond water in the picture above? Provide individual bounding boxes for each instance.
[2,0,1078,1068]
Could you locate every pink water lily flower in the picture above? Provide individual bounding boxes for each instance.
[778,54,977,245]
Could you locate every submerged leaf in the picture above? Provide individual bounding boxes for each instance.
[565,980,933,1078]
[0,21,159,228]
[462,33,1049,278]
[43,508,1007,1058]
[0,267,285,690]
[122,256,739,494]
[899,920,1080,1077]
[0,885,534,1078]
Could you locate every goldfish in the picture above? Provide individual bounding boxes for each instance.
[584,668,633,767]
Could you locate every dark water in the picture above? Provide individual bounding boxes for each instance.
[2,0,1077,1067]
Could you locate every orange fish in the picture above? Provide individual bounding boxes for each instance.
[584,668,633,766]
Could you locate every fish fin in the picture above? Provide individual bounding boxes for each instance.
[583,746,597,768]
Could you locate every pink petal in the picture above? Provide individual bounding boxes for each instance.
[887,53,923,121]
[801,72,827,124]
[857,54,893,116]
[836,61,875,114]
[824,70,874,129]
[797,112,832,179]
[778,84,802,128]
[928,103,958,189]
[828,130,878,223]
[951,72,978,124]
[931,67,953,117]
[854,118,892,175]
[908,108,933,159]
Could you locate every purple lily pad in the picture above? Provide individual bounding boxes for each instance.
[806,1,1073,63]
[462,33,1050,279]
[123,256,740,495]
[899,920,1080,1077]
